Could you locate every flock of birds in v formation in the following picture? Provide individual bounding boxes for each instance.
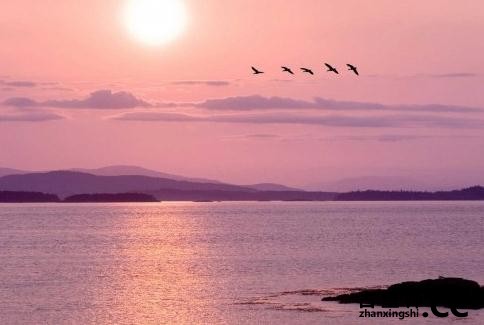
[251,63,359,76]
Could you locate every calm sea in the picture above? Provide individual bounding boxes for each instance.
[0,201,482,324]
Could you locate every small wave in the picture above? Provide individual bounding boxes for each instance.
[234,299,329,313]
[234,285,385,313]
[269,303,329,313]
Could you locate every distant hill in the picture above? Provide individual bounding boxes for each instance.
[244,183,301,191]
[335,186,484,201]
[0,165,301,194]
[0,171,336,201]
[64,193,158,202]
[313,176,433,192]
[0,165,220,184]
[0,168,29,178]
[70,165,222,184]
[0,171,255,198]
[0,191,60,203]
[311,175,484,192]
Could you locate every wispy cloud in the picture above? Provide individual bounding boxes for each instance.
[4,91,484,115]
[428,73,478,79]
[319,134,481,142]
[169,80,231,87]
[222,134,282,141]
[270,79,295,83]
[320,135,435,142]
[193,95,484,113]
[364,73,480,80]
[112,111,484,129]
[0,112,64,122]
[3,90,150,109]
[40,86,74,92]
[0,80,37,88]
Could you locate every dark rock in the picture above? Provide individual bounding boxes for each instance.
[322,278,484,309]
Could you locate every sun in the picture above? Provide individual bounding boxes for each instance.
[123,0,187,46]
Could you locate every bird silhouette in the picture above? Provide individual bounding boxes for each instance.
[251,66,264,75]
[324,63,339,74]
[347,64,359,76]
[300,68,314,75]
[282,66,294,74]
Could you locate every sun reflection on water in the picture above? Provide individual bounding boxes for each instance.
[85,203,225,324]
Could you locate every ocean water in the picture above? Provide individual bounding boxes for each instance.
[0,201,482,324]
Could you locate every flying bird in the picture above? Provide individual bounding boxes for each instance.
[251,66,264,75]
[324,63,339,74]
[347,64,359,76]
[300,68,314,75]
[282,66,294,74]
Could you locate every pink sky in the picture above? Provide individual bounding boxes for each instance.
[1,0,484,189]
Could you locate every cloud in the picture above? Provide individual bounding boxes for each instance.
[153,101,194,108]
[429,73,478,78]
[319,134,481,142]
[170,80,231,87]
[270,79,295,83]
[3,97,38,107]
[112,111,484,129]
[320,135,435,142]
[40,86,74,92]
[0,80,37,88]
[368,135,435,142]
[114,112,200,122]
[244,134,281,139]
[44,90,150,109]
[364,73,480,79]
[0,112,64,122]
[3,90,150,109]
[193,95,484,113]
[196,95,312,110]
[222,134,282,141]
[4,91,484,115]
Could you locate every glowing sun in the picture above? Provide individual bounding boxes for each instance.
[123,0,187,46]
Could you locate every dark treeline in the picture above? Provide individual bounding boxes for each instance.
[149,189,337,201]
[0,191,156,203]
[2,186,484,203]
[64,193,158,202]
[0,191,60,203]
[335,186,484,201]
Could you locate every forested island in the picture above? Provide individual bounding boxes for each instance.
[0,191,60,203]
[0,191,157,203]
[64,193,158,202]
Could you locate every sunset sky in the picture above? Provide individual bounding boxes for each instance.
[1,0,484,189]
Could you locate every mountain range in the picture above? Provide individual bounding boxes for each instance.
[0,166,300,192]
[0,167,483,202]
[2,166,484,197]
[0,169,322,201]
[0,171,254,198]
